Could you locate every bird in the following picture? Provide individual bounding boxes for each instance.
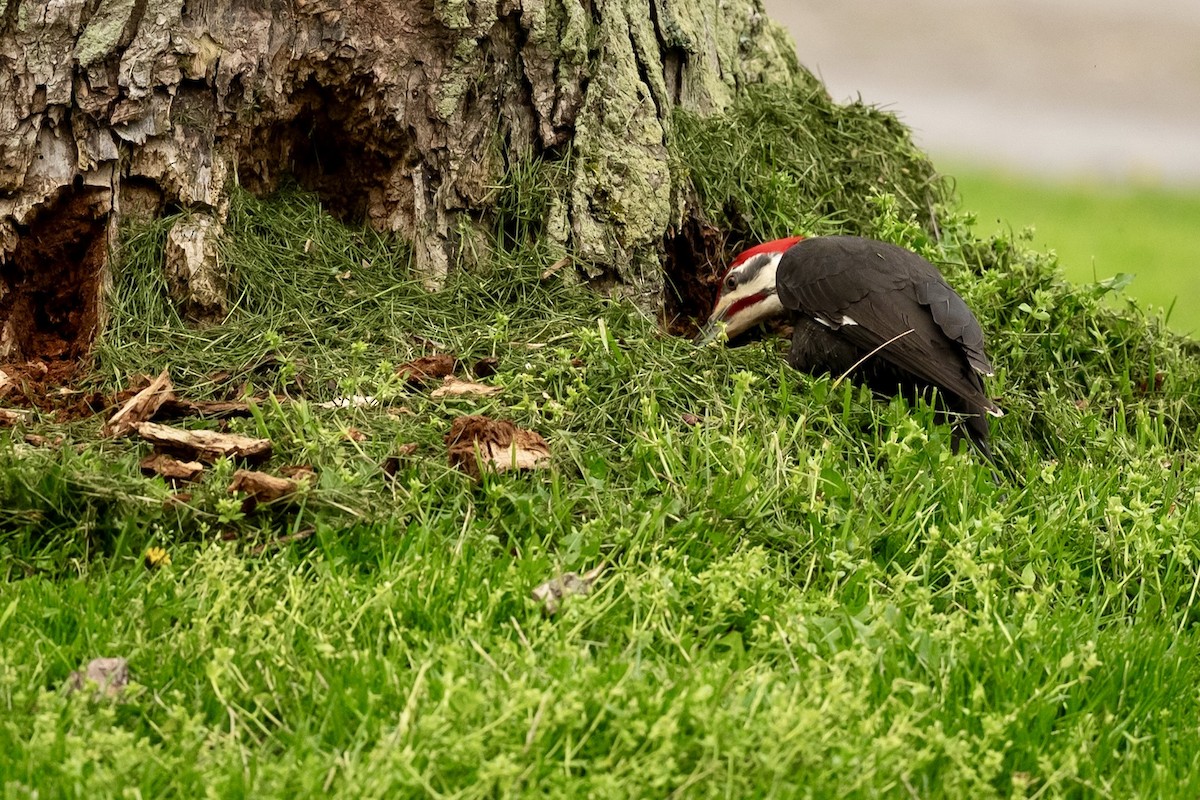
[699,235,1002,461]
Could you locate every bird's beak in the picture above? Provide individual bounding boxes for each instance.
[695,314,726,345]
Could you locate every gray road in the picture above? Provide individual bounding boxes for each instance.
[762,0,1200,182]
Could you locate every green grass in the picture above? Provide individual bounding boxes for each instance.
[3,184,1200,797]
[675,82,946,248]
[950,166,1200,336]
[4,84,1200,796]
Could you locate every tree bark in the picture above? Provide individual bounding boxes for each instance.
[0,0,798,360]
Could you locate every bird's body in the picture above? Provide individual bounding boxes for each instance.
[702,235,1001,459]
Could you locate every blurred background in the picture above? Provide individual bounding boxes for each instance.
[762,0,1200,334]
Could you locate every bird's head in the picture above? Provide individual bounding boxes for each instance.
[697,236,804,343]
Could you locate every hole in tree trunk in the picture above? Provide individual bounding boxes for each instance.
[0,184,111,364]
[238,77,407,226]
[660,212,727,337]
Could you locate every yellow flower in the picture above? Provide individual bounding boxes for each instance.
[144,547,171,569]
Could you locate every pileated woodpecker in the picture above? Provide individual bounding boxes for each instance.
[699,235,1002,460]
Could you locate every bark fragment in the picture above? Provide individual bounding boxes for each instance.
[532,566,605,615]
[164,214,227,324]
[397,354,458,386]
[430,376,503,399]
[136,421,272,463]
[157,397,254,419]
[139,452,205,482]
[445,414,550,478]
[67,657,130,699]
[104,368,173,437]
[228,468,306,511]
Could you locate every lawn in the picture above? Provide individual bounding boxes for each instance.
[950,166,1200,336]
[3,183,1200,797]
[4,82,1200,797]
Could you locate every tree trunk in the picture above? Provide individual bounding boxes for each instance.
[0,0,798,361]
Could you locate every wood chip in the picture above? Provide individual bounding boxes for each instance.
[531,566,604,615]
[228,468,308,512]
[540,256,569,280]
[139,453,204,482]
[104,369,174,437]
[445,415,550,478]
[280,464,317,481]
[23,433,63,448]
[157,397,254,419]
[135,422,272,463]
[0,408,28,427]
[396,354,458,385]
[228,469,304,503]
[430,376,502,399]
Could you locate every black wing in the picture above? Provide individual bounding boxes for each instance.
[775,236,999,415]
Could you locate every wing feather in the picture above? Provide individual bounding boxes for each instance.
[776,236,998,414]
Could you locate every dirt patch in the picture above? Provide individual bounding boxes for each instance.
[0,359,108,421]
[0,185,111,363]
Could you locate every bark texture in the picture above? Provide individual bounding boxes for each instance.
[0,0,798,359]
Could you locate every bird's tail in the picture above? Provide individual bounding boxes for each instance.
[947,404,1007,487]
[958,411,995,463]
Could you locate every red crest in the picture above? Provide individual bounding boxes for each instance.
[728,236,805,271]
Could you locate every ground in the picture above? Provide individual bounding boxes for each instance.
[3,88,1200,797]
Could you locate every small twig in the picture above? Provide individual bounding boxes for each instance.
[250,527,316,556]
[832,328,915,389]
[540,256,570,280]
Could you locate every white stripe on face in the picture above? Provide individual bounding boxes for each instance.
[706,251,786,338]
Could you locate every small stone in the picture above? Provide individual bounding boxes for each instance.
[67,657,130,699]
